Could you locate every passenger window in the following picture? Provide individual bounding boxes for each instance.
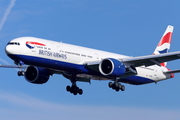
[7,42,20,45]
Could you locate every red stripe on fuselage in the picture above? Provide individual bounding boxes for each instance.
[26,41,46,46]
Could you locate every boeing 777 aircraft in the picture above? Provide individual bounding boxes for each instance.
[3,25,180,95]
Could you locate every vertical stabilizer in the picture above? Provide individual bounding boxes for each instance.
[153,25,174,67]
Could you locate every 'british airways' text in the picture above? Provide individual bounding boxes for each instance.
[39,50,67,59]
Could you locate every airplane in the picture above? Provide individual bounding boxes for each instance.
[3,25,180,95]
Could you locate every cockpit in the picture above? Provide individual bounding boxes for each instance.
[7,42,20,45]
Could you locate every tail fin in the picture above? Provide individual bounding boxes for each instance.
[153,25,174,67]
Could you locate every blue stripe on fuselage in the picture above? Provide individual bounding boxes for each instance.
[7,54,96,74]
[119,76,154,85]
[7,54,155,85]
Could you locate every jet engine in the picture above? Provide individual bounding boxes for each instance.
[99,58,126,76]
[24,66,50,84]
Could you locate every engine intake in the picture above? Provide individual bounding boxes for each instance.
[99,58,126,76]
[24,66,50,84]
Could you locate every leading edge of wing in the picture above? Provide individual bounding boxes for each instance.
[0,64,27,68]
[121,51,180,67]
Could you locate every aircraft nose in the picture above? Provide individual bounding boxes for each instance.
[5,43,14,55]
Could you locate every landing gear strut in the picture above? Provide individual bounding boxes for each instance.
[15,60,25,76]
[108,82,125,92]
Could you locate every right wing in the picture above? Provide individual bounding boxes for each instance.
[0,65,22,68]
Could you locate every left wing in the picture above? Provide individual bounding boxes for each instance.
[122,51,180,67]
[86,51,180,72]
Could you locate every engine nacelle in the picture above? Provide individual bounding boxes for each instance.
[99,58,126,76]
[24,66,50,84]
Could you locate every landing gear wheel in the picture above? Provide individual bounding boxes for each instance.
[78,89,83,95]
[120,85,125,91]
[17,71,24,76]
[66,86,71,92]
[108,81,125,92]
[66,85,83,95]
[115,88,120,92]
[118,84,122,89]
[115,82,119,88]
[73,91,77,95]
[108,82,113,88]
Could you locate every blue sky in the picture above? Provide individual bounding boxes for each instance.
[0,0,180,120]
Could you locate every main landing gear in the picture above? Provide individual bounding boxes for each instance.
[65,75,83,95]
[108,82,125,92]
[66,84,83,95]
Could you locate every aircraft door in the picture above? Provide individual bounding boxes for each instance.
[94,53,100,60]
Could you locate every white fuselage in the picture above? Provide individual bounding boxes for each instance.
[5,37,172,85]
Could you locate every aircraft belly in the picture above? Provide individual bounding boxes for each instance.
[8,54,165,85]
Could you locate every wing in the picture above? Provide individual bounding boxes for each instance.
[85,51,180,72]
[0,64,23,68]
[122,51,180,67]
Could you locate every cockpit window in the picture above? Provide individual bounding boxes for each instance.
[7,42,20,45]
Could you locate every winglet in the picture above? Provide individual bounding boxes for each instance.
[153,25,174,67]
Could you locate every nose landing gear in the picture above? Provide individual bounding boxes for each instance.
[15,60,25,76]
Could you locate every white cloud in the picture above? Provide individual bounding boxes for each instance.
[0,0,16,31]
[0,90,180,120]
[0,57,10,65]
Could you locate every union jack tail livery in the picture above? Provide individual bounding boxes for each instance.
[153,25,174,67]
